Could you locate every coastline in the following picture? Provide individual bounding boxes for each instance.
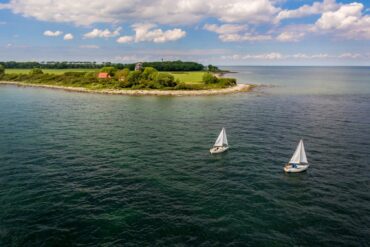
[0,81,253,96]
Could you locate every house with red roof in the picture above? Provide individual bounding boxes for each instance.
[98,72,110,79]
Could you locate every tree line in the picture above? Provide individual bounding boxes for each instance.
[0,61,218,71]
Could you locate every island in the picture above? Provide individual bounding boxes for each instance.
[0,61,252,96]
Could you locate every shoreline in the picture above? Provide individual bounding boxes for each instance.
[0,81,253,96]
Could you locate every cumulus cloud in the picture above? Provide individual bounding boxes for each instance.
[276,31,305,42]
[315,2,370,39]
[117,24,186,43]
[203,23,271,42]
[3,0,279,26]
[203,24,247,34]
[43,30,63,37]
[276,0,339,22]
[4,0,370,43]
[83,27,121,39]
[117,36,135,44]
[63,33,74,40]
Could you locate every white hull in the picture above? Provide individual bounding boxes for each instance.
[210,146,229,154]
[284,164,309,173]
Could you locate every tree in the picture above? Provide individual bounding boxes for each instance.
[155,73,176,87]
[115,68,130,80]
[126,71,142,86]
[0,64,4,78]
[208,64,219,72]
[142,67,158,80]
[29,68,44,75]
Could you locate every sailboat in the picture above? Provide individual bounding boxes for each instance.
[284,139,309,173]
[210,128,229,154]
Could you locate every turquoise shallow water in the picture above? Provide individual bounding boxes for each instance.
[1,67,370,246]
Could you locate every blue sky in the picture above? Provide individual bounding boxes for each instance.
[0,0,370,65]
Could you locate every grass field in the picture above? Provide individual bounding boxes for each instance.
[5,69,206,83]
[168,71,205,84]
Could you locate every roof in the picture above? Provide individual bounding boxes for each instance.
[98,72,110,78]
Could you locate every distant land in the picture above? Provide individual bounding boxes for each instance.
[0,61,251,96]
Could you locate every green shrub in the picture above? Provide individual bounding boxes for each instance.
[64,72,87,77]
[218,78,236,87]
[115,68,130,80]
[146,81,163,89]
[142,67,158,80]
[202,72,218,84]
[100,66,117,76]
[126,71,142,86]
[29,68,43,75]
[84,72,97,79]
[0,64,4,78]
[155,73,176,87]
[174,83,203,90]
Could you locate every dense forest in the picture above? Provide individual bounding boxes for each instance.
[0,61,214,71]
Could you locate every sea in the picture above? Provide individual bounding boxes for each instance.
[0,66,369,246]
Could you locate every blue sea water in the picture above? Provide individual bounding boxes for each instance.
[0,67,369,246]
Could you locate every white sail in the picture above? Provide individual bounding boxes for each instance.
[289,139,308,164]
[214,128,228,147]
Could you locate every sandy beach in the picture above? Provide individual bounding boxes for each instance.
[0,81,253,96]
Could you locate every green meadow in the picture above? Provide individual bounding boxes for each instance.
[169,71,205,84]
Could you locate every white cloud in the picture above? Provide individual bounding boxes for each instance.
[315,2,370,39]
[222,52,283,60]
[213,0,278,23]
[219,33,272,42]
[203,24,247,34]
[290,53,328,59]
[203,23,271,42]
[43,30,63,37]
[276,0,338,22]
[117,36,134,44]
[338,52,361,59]
[276,31,305,42]
[133,24,186,43]
[4,0,279,26]
[63,33,74,40]
[316,3,362,30]
[80,45,100,49]
[309,53,329,59]
[83,27,121,39]
[117,24,186,43]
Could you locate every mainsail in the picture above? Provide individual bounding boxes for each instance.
[289,139,308,164]
[214,128,228,147]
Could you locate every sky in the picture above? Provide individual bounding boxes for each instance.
[0,0,370,65]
